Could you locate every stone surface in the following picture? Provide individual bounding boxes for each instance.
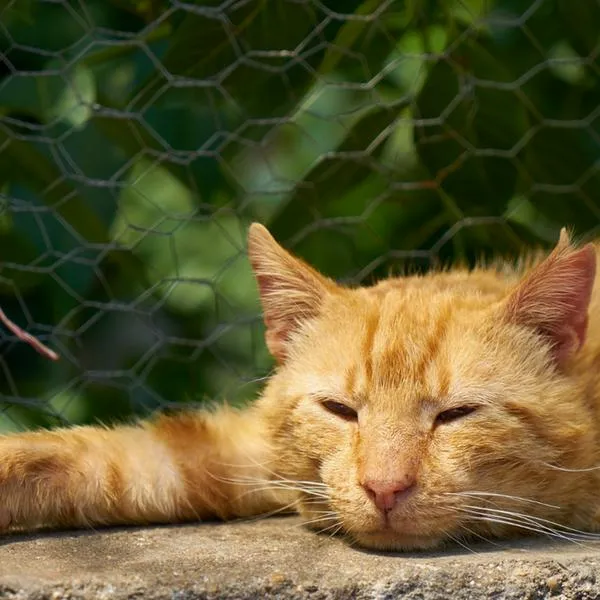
[1,517,600,599]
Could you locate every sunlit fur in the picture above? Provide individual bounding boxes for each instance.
[2,225,600,551]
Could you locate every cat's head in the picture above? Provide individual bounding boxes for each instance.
[248,224,598,550]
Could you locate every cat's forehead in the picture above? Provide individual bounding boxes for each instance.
[297,281,498,402]
[346,289,462,398]
[365,269,511,298]
[354,275,500,337]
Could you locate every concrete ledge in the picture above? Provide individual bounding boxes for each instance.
[1,517,600,599]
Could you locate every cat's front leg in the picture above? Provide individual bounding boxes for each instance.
[0,424,177,530]
[0,407,287,531]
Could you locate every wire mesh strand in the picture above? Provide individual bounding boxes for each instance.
[0,0,599,430]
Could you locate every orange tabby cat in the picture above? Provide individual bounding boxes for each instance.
[2,224,600,551]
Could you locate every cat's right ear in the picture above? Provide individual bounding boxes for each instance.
[504,228,596,368]
[247,224,337,363]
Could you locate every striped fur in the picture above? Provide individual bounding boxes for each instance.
[2,224,600,551]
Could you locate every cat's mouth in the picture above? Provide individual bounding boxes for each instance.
[345,516,452,551]
[351,527,445,551]
[299,505,443,549]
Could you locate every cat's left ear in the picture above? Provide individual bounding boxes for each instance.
[504,228,596,367]
[247,224,338,363]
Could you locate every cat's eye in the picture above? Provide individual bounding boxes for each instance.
[435,405,477,426]
[321,400,358,421]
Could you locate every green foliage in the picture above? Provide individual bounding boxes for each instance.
[0,0,599,430]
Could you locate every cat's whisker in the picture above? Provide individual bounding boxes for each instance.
[539,461,600,473]
[445,491,561,510]
[267,486,330,500]
[207,472,325,490]
[276,478,328,488]
[232,485,297,502]
[314,520,345,537]
[277,483,328,490]
[237,374,274,388]
[210,461,281,474]
[328,523,346,539]
[295,509,343,536]
[242,479,329,495]
[460,505,600,540]
[236,503,337,526]
[457,506,600,547]
[232,463,327,489]
[204,472,281,492]
[303,509,337,515]
[233,483,328,503]
[219,472,329,491]
[213,454,330,494]
[240,499,302,523]
[207,478,330,506]
[455,523,501,547]
[303,508,338,516]
[459,511,591,546]
[206,472,331,501]
[445,531,478,554]
[301,514,340,527]
[301,497,331,504]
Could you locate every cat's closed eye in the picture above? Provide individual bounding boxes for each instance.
[434,405,478,426]
[321,399,358,421]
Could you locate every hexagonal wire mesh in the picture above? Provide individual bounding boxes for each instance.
[0,0,599,431]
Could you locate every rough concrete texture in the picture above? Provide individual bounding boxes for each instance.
[1,517,600,599]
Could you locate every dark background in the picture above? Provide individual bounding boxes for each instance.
[1,0,599,431]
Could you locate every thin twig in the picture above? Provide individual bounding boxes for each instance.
[0,308,59,361]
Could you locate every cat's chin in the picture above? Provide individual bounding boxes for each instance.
[351,529,445,552]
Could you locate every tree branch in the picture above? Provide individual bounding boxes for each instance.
[0,308,59,361]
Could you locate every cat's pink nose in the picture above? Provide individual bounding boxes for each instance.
[362,478,416,513]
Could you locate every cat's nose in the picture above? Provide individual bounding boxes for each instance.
[362,478,416,513]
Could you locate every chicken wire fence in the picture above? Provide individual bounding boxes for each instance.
[0,0,599,431]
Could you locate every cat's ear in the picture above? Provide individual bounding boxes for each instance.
[504,228,596,367]
[247,223,337,363]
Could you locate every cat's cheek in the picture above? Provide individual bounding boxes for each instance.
[316,447,382,533]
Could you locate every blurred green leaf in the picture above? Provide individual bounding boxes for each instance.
[318,0,399,81]
[133,0,365,119]
[0,132,107,243]
[414,33,529,213]
[0,0,33,28]
[489,0,564,55]
[523,127,600,231]
[44,62,95,127]
[133,1,301,111]
[557,0,600,58]
[113,158,254,315]
[0,227,44,293]
[268,102,407,247]
[0,61,96,128]
[0,130,144,301]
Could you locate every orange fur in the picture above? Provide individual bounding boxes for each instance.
[2,224,600,551]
